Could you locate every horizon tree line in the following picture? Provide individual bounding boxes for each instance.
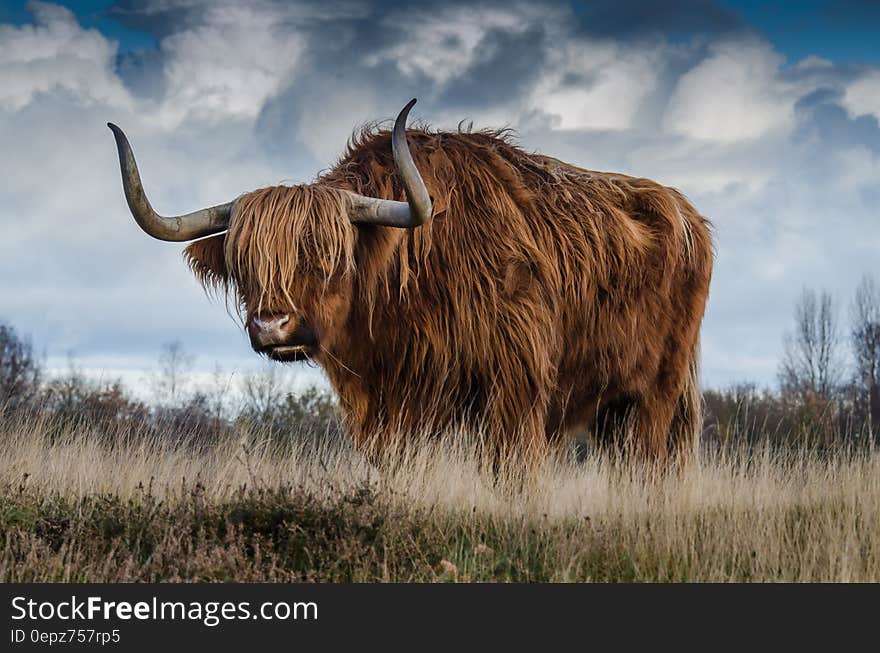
[2,274,880,447]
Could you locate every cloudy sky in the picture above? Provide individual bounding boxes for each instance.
[1,0,879,393]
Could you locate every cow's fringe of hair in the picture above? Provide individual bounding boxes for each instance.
[223,184,356,314]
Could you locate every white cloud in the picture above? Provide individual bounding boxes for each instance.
[663,39,795,142]
[155,4,304,128]
[833,146,880,192]
[794,55,834,71]
[841,70,880,123]
[366,2,554,87]
[0,1,131,111]
[529,39,660,131]
[291,85,383,163]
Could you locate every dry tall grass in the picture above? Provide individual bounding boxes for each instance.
[2,410,879,581]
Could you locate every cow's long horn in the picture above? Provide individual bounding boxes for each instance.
[108,123,233,241]
[347,98,433,228]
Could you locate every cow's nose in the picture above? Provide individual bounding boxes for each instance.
[253,313,289,331]
[248,312,293,347]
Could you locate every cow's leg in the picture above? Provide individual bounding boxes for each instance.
[666,357,701,463]
[486,393,550,464]
[346,420,386,463]
[631,391,677,464]
[594,395,634,454]
[342,393,399,463]
[544,401,569,446]
[592,391,677,464]
[482,366,553,471]
[480,314,558,467]
[632,334,702,465]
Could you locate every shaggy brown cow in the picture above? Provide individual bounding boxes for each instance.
[109,99,713,463]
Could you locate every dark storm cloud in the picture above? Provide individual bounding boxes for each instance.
[99,0,750,145]
[106,0,557,131]
[108,0,205,36]
[108,0,366,36]
[795,88,880,154]
[435,25,550,109]
[569,0,746,40]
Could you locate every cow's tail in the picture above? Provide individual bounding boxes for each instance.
[669,337,702,462]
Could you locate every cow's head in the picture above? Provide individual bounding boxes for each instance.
[108,100,432,363]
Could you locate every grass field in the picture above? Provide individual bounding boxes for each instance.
[2,411,879,582]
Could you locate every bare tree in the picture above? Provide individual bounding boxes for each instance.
[779,288,843,403]
[153,341,194,406]
[851,275,880,430]
[42,353,86,417]
[205,364,234,423]
[0,322,41,412]
[239,364,288,424]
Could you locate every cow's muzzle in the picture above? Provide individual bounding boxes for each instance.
[247,313,318,362]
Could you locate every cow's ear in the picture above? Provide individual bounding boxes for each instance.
[184,234,228,292]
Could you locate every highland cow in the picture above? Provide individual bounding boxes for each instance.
[109,99,713,463]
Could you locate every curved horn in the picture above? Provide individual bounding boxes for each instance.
[108,123,233,241]
[347,98,433,228]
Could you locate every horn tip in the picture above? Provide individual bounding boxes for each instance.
[397,99,417,126]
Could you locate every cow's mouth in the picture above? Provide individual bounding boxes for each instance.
[250,318,320,362]
[260,344,316,362]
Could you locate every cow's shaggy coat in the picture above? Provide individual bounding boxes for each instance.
[185,127,713,462]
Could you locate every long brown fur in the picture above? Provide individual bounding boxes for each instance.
[185,124,714,463]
